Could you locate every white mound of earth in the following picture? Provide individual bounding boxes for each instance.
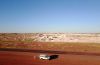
[32,33,100,43]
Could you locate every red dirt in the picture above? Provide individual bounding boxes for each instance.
[1,42,100,65]
[0,51,100,65]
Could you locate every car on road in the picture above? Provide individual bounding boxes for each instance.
[39,54,50,60]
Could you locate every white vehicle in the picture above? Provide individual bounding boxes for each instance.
[39,54,50,60]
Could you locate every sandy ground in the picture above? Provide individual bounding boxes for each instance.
[0,42,100,65]
[0,50,100,65]
[0,33,100,65]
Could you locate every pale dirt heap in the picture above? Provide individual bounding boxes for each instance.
[0,33,100,43]
[33,33,100,43]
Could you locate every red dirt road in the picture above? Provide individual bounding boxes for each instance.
[0,49,100,65]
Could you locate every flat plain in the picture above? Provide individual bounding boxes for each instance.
[0,33,100,65]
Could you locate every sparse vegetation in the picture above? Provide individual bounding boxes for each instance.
[0,33,100,53]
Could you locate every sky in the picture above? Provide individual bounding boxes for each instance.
[0,0,100,33]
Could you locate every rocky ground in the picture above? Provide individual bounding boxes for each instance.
[0,33,100,43]
[0,33,100,49]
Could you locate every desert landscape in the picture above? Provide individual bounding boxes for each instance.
[1,0,100,65]
[0,33,100,65]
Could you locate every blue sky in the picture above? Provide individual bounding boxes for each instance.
[0,0,100,33]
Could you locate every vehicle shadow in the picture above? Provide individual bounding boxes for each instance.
[49,55,59,60]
